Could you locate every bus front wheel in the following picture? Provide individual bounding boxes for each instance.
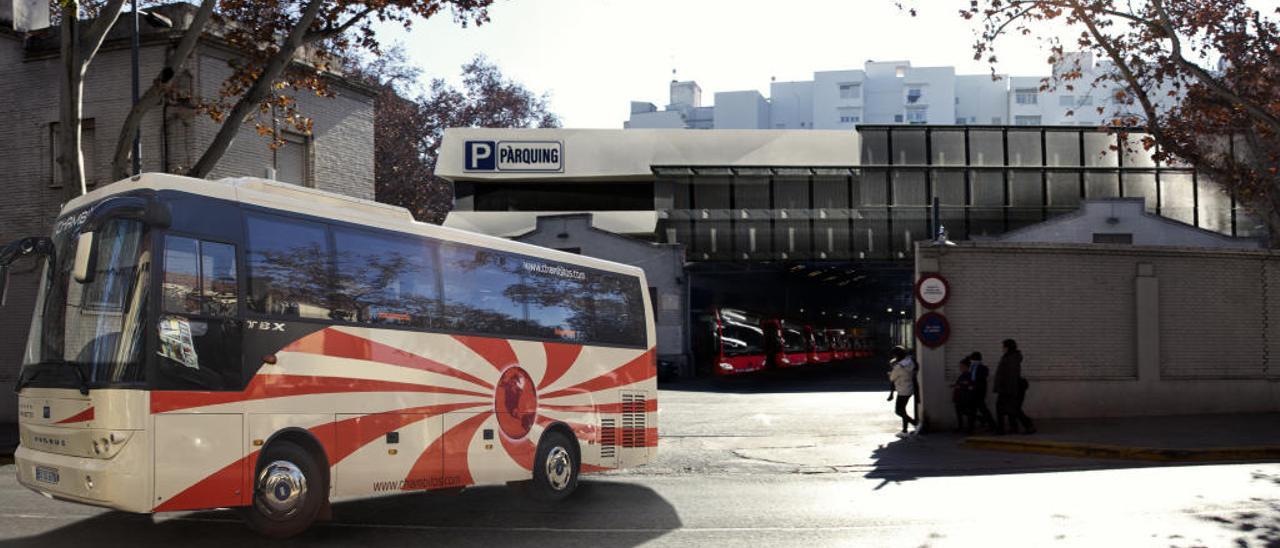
[239,440,326,538]
[530,430,579,502]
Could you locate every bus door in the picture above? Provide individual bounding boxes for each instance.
[151,233,246,510]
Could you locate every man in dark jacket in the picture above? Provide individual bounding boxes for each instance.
[967,351,995,432]
[993,339,1035,435]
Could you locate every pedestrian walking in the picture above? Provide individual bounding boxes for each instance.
[993,339,1035,435]
[968,351,996,431]
[887,346,919,437]
[952,358,976,433]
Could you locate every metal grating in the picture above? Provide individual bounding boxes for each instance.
[621,393,647,448]
[600,418,617,459]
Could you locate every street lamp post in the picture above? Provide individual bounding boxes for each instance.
[130,0,140,175]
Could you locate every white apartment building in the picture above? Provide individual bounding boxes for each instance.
[626,52,1154,129]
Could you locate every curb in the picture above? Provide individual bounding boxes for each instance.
[963,436,1280,462]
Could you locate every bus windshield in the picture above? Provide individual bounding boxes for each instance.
[720,317,764,356]
[781,326,807,353]
[20,216,151,389]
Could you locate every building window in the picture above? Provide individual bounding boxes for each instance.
[1078,95,1094,106]
[955,118,967,125]
[275,132,311,186]
[838,107,861,124]
[906,107,928,124]
[838,83,861,99]
[894,114,904,123]
[895,66,906,78]
[1014,115,1042,125]
[50,119,97,188]
[906,87,925,104]
[1058,95,1075,107]
[991,117,1002,124]
[1015,88,1039,104]
[1093,233,1133,244]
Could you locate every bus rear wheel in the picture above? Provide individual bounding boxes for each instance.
[239,440,325,538]
[530,430,579,502]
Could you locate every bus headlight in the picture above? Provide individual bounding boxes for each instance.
[718,362,734,371]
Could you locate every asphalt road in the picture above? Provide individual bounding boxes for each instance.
[1,363,1277,547]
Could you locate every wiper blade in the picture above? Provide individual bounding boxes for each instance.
[14,359,90,395]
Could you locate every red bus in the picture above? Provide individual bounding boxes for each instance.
[826,329,850,361]
[764,319,809,368]
[694,308,768,376]
[805,326,835,365]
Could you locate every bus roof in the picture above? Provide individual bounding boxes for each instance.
[63,173,646,279]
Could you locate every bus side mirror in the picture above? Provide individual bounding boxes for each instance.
[73,231,97,284]
[0,264,9,306]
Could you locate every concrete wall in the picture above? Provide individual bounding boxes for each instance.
[514,214,691,374]
[997,199,1262,249]
[812,69,864,129]
[713,90,770,130]
[955,74,1007,125]
[769,80,813,129]
[915,242,1280,430]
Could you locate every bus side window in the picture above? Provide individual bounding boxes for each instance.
[157,235,242,391]
[332,227,441,327]
[162,237,237,317]
[245,214,332,319]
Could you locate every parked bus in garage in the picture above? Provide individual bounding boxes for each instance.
[826,329,850,361]
[764,319,809,368]
[694,308,768,376]
[849,327,875,358]
[1,173,658,538]
[805,326,834,365]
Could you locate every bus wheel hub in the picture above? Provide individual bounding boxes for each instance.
[256,460,307,519]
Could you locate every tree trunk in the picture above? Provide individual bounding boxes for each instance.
[59,1,85,200]
[111,0,216,181]
[185,0,325,179]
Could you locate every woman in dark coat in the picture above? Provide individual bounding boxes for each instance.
[993,339,1035,435]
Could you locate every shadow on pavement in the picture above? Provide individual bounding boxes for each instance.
[1183,471,1280,548]
[0,480,682,548]
[661,359,891,395]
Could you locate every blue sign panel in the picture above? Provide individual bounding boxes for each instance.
[465,140,497,171]
[915,312,950,348]
[464,140,563,173]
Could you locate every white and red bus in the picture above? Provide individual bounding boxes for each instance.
[694,307,768,376]
[1,174,657,537]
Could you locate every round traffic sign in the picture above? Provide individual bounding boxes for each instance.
[915,312,950,348]
[915,273,950,309]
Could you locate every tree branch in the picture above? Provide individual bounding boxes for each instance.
[111,0,216,180]
[1150,0,1280,135]
[187,0,327,178]
[1065,0,1165,141]
[78,0,126,74]
[304,6,376,43]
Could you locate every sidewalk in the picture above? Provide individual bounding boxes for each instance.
[962,413,1280,462]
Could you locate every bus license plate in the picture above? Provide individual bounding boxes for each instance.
[34,466,59,485]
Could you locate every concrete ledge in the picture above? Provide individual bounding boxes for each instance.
[964,436,1280,462]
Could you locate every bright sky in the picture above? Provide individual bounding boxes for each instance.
[375,0,1277,129]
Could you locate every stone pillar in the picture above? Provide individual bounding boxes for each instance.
[915,248,950,431]
[1134,262,1160,382]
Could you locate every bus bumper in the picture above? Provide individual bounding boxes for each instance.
[15,437,152,514]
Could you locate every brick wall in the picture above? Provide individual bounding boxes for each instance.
[0,32,374,423]
[917,243,1280,426]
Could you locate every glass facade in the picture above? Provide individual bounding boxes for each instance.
[657,126,1243,262]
